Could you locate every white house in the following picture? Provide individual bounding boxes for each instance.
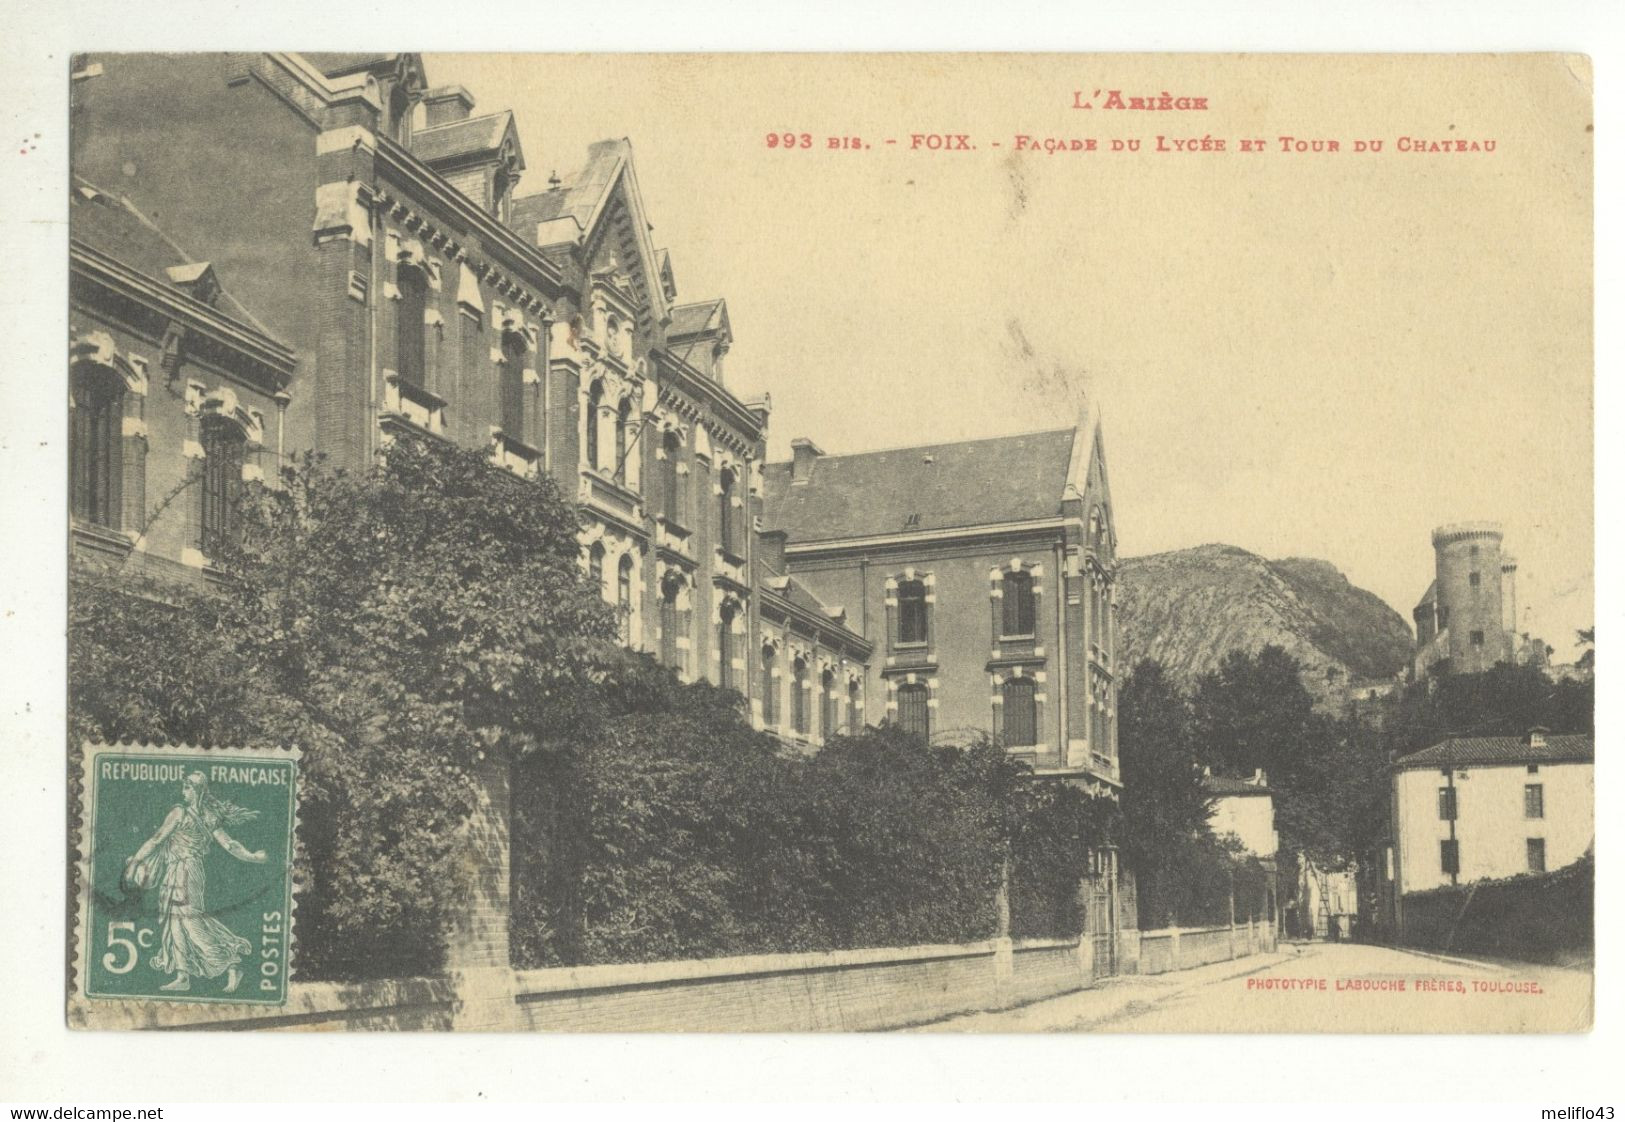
[1390,729,1593,900]
[1202,770,1278,859]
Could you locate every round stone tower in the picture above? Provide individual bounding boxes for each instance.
[1431,522,1512,673]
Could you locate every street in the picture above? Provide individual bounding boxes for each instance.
[915,942,1593,1033]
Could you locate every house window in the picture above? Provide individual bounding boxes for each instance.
[396,265,428,388]
[1470,630,1485,647]
[614,398,632,484]
[1525,784,1544,819]
[820,669,837,739]
[1526,838,1546,873]
[199,417,246,557]
[897,579,928,644]
[1469,571,1481,589]
[717,604,735,691]
[791,657,808,734]
[761,645,778,725]
[662,431,683,523]
[897,682,930,740]
[499,332,527,438]
[1437,786,1457,821]
[585,381,603,470]
[1002,677,1037,746]
[718,467,737,556]
[617,554,634,645]
[70,364,123,528]
[1440,839,1460,876]
[588,542,605,597]
[847,679,861,733]
[1002,570,1035,636]
[660,579,681,669]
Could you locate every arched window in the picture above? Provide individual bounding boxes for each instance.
[499,330,527,437]
[1002,677,1037,747]
[717,603,736,691]
[660,576,682,669]
[396,264,428,389]
[847,679,862,734]
[661,431,683,523]
[585,380,603,470]
[614,397,632,484]
[70,363,123,528]
[791,657,808,734]
[617,554,634,645]
[820,669,837,740]
[897,682,929,740]
[1002,569,1035,636]
[588,542,605,597]
[897,579,928,644]
[718,466,737,555]
[760,644,778,725]
[200,416,246,556]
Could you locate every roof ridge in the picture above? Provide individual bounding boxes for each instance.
[765,425,1077,466]
[415,109,510,132]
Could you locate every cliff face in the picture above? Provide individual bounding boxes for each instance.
[1116,544,1414,707]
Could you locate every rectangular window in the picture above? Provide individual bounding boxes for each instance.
[792,663,808,734]
[1524,784,1544,819]
[897,682,929,740]
[897,580,928,644]
[1437,786,1457,821]
[1001,570,1035,636]
[1440,839,1460,876]
[1526,838,1546,873]
[70,371,123,529]
[1469,571,1481,588]
[1002,678,1037,746]
[1470,630,1485,646]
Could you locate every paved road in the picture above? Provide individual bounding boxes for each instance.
[915,941,1592,1033]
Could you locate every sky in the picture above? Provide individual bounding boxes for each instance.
[427,53,1594,659]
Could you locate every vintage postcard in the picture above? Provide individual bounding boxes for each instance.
[62,51,1593,1034]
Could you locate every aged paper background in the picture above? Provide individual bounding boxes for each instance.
[4,0,1621,1104]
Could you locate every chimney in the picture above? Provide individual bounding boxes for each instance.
[422,86,475,127]
[790,438,823,484]
[759,529,787,574]
[1527,726,1549,749]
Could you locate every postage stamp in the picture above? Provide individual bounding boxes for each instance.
[73,742,299,1008]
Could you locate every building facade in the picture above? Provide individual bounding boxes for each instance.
[69,177,296,582]
[761,418,1122,791]
[69,50,871,726]
[1389,730,1593,902]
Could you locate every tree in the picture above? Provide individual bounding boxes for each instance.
[70,436,618,978]
[1117,659,1230,928]
[1191,645,1317,785]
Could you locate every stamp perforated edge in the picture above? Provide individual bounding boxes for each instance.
[69,739,303,1028]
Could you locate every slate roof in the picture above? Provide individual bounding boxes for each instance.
[669,300,725,338]
[1394,734,1593,771]
[410,112,519,167]
[1415,579,1437,609]
[760,575,868,649]
[302,53,398,78]
[70,180,273,335]
[510,139,629,246]
[1201,775,1274,797]
[762,427,1079,544]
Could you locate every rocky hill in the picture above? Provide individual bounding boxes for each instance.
[1116,544,1414,708]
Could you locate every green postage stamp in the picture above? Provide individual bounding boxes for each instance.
[74,742,300,1011]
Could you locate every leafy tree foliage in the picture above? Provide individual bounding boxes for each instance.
[70,438,617,979]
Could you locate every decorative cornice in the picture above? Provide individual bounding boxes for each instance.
[70,242,296,387]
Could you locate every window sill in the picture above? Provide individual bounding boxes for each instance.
[999,632,1037,642]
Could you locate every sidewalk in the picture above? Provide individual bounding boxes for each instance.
[911,947,1299,1032]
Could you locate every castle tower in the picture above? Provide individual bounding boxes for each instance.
[1431,522,1513,673]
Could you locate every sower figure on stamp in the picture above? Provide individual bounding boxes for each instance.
[124,770,267,993]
